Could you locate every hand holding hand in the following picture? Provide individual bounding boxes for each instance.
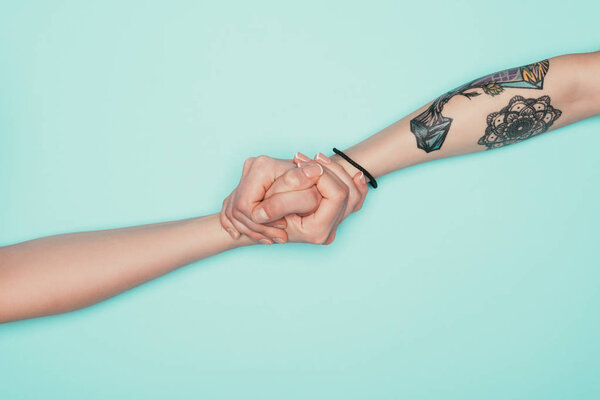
[220,155,323,244]
[220,152,368,245]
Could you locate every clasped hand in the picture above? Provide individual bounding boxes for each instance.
[220,152,368,245]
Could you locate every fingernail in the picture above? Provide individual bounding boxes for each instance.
[315,152,332,164]
[295,152,311,162]
[255,207,269,222]
[359,172,366,184]
[260,238,272,245]
[273,238,285,244]
[303,163,323,178]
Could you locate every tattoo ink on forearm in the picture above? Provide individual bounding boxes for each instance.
[410,60,550,152]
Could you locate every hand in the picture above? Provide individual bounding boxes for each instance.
[292,152,368,219]
[220,155,324,244]
[255,156,368,244]
[220,152,368,245]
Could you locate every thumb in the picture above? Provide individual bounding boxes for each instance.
[252,187,321,223]
[263,162,323,199]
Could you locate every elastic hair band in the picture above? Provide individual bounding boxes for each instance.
[332,148,378,189]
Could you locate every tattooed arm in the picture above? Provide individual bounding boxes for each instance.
[221,52,599,241]
[309,51,600,180]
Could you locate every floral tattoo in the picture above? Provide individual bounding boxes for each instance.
[410,60,550,153]
[478,95,561,150]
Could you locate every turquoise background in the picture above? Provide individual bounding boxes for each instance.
[1,1,599,398]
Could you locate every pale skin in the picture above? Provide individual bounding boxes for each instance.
[0,164,363,323]
[221,51,600,242]
[2,51,599,323]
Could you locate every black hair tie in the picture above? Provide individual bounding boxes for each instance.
[332,148,378,189]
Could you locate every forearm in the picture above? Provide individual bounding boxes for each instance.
[331,51,600,180]
[0,213,253,323]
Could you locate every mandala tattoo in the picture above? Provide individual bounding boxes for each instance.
[478,95,561,150]
[410,59,550,153]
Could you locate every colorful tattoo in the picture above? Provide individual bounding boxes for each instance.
[410,60,550,153]
[478,95,561,149]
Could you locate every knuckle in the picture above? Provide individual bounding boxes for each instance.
[219,214,228,227]
[332,186,349,202]
[238,202,253,215]
[308,237,321,245]
[245,232,261,242]
[309,232,330,245]
[234,225,258,242]
[232,209,245,220]
[283,172,301,187]
[348,192,360,208]
[347,188,358,201]
[228,196,238,208]
[324,231,337,245]
[341,184,350,196]
[254,155,271,165]
[243,157,254,167]
[309,187,321,204]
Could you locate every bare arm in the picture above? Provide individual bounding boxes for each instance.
[0,214,254,323]
[0,162,356,323]
[221,51,600,243]
[324,51,600,180]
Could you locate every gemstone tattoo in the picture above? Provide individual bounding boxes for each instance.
[478,95,561,150]
[410,60,550,153]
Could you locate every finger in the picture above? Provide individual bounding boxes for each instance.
[221,157,256,240]
[253,188,321,223]
[323,230,337,245]
[300,169,349,241]
[233,156,293,221]
[220,195,240,239]
[314,153,361,219]
[264,217,287,229]
[226,194,257,241]
[321,200,346,245]
[263,162,323,199]
[229,156,294,239]
[230,217,264,244]
[222,157,259,241]
[231,209,288,244]
[226,192,269,242]
[228,204,278,244]
[293,151,311,164]
[229,199,277,244]
[316,171,368,246]
[232,185,290,242]
[352,171,369,212]
[241,157,255,179]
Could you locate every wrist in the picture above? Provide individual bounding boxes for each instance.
[200,214,257,251]
[330,151,378,186]
[330,153,360,179]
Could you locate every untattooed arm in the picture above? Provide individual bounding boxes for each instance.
[0,215,255,323]
[0,162,357,323]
